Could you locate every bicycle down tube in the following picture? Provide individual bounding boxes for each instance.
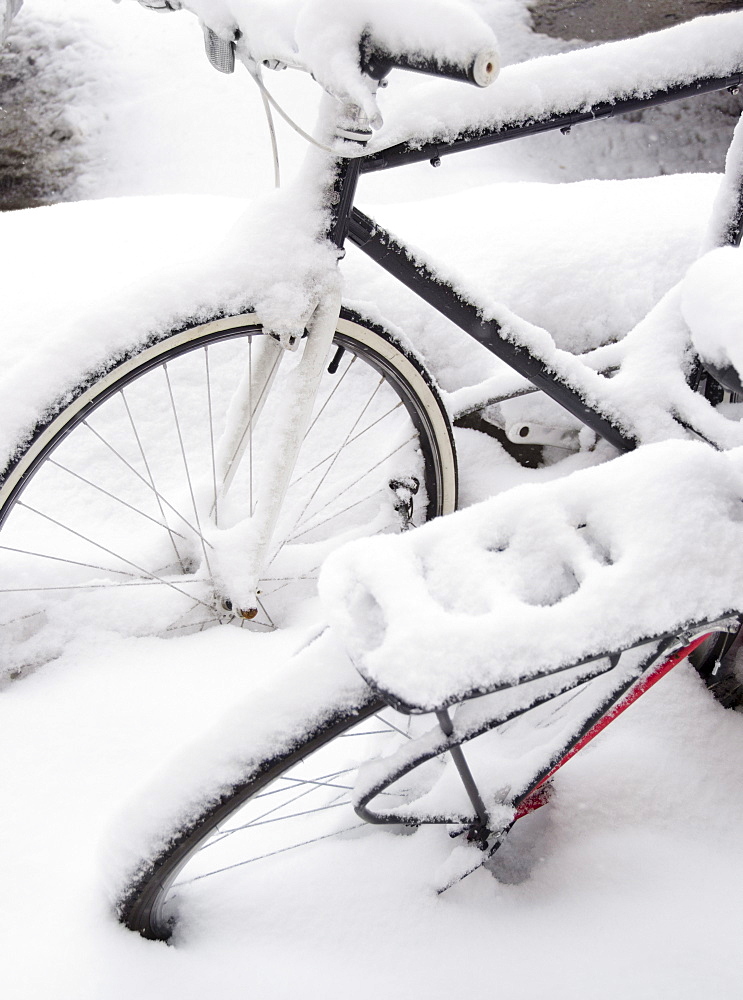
[346,207,636,453]
[334,76,743,452]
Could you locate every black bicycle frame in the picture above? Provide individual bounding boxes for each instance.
[328,73,743,453]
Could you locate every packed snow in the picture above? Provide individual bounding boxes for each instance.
[2,1,743,998]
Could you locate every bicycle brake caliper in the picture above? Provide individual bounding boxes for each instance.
[389,476,419,530]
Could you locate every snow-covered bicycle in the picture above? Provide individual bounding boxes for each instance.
[2,0,743,940]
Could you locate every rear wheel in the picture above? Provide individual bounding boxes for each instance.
[116,690,402,940]
[0,309,457,680]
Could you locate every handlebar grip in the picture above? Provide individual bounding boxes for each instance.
[361,38,499,88]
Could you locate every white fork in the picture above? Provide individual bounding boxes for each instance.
[208,289,343,616]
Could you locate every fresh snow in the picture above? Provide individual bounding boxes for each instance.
[2,1,743,998]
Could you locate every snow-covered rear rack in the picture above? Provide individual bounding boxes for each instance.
[351,623,735,859]
[320,439,743,855]
[323,441,743,864]
[322,440,743,713]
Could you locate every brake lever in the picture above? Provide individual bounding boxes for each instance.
[134,0,182,11]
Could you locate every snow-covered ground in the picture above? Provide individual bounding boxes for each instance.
[2,1,743,997]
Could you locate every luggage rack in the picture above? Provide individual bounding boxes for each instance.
[352,616,740,865]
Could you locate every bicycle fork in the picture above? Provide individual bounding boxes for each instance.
[206,97,369,620]
[208,289,342,620]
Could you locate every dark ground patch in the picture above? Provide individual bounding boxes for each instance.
[0,14,79,210]
[529,0,743,42]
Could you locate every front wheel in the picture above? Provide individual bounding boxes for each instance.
[0,309,457,680]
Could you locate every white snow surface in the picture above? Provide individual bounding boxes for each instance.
[683,244,743,371]
[0,169,725,475]
[3,1,743,998]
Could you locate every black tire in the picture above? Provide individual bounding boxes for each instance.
[689,623,743,708]
[0,308,457,680]
[117,686,389,940]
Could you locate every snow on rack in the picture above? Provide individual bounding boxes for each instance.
[320,439,743,713]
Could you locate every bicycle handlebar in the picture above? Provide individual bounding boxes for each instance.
[360,36,499,88]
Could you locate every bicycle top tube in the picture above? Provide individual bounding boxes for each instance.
[361,10,743,168]
[361,70,743,173]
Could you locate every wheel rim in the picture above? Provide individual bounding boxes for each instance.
[0,320,450,679]
[144,708,424,938]
[121,697,439,941]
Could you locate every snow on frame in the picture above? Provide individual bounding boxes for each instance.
[120,1,743,151]
[2,1,742,478]
[0,2,743,480]
[0,168,727,483]
[369,10,743,151]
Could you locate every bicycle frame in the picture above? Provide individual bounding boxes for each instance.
[110,11,743,936]
[324,71,743,454]
[218,48,743,614]
[305,47,743,857]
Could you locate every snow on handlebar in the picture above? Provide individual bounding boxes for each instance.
[131,0,499,119]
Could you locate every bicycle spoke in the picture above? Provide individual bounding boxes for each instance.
[203,790,349,851]
[178,823,367,885]
[255,594,275,629]
[83,420,213,550]
[260,775,353,793]
[229,800,350,829]
[47,459,188,541]
[221,342,283,495]
[238,770,345,829]
[121,388,186,571]
[249,338,254,516]
[163,364,214,579]
[287,486,388,543]
[286,436,417,542]
[287,399,403,493]
[0,579,210,593]
[204,347,219,529]
[0,544,141,579]
[342,716,413,740]
[286,376,386,533]
[303,353,357,439]
[14,501,217,612]
[164,617,225,633]
[254,767,356,799]
[254,565,322,601]
[254,574,319,582]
